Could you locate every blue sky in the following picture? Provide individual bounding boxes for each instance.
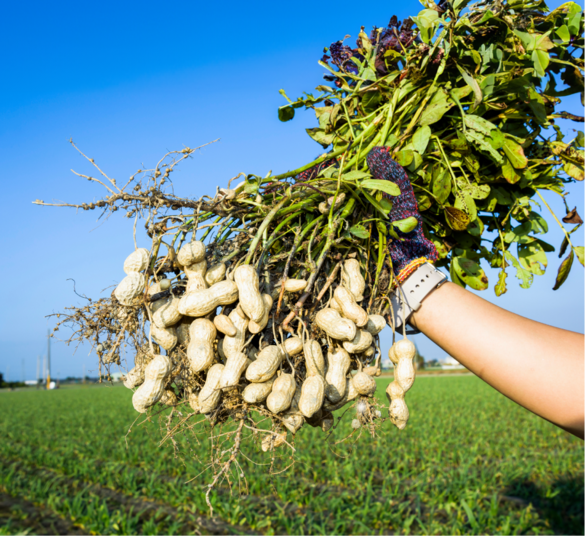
[1,0,583,380]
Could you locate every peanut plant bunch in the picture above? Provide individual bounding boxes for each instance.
[275,0,584,292]
[37,0,583,504]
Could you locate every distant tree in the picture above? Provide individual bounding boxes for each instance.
[0,372,3,387]
[414,344,425,370]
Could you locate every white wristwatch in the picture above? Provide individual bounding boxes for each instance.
[389,262,448,334]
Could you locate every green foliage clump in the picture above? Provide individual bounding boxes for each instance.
[276,0,584,293]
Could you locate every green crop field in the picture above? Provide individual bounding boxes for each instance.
[0,376,582,535]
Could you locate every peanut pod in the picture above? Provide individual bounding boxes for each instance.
[219,351,249,389]
[184,259,208,293]
[178,280,238,317]
[150,323,177,351]
[386,380,409,430]
[341,258,365,302]
[364,314,386,336]
[205,262,227,286]
[282,336,303,356]
[214,314,237,337]
[334,286,368,327]
[177,241,206,267]
[342,329,373,354]
[389,339,416,393]
[234,265,265,323]
[123,366,144,389]
[261,431,287,452]
[153,296,182,328]
[187,319,217,372]
[298,375,326,418]
[304,340,325,377]
[115,273,146,306]
[352,371,377,396]
[325,346,351,403]
[132,354,172,413]
[222,308,249,358]
[248,293,273,334]
[266,373,296,414]
[284,279,308,292]
[246,345,283,383]
[123,248,149,274]
[198,363,225,414]
[282,389,304,434]
[242,378,275,404]
[315,308,357,342]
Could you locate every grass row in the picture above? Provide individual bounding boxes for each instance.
[0,376,582,534]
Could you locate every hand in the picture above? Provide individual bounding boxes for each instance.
[366,146,438,282]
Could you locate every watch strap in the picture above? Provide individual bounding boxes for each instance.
[389,262,447,332]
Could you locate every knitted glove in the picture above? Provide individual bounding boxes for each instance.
[366,146,438,282]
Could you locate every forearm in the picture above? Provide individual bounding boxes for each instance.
[410,282,585,439]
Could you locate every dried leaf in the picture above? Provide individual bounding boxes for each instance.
[553,250,574,290]
[562,207,583,224]
[445,207,470,231]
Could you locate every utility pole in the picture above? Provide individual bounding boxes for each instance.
[82,364,86,384]
[37,355,40,382]
[21,359,25,383]
[46,329,51,389]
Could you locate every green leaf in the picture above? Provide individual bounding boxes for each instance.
[417,194,432,212]
[461,183,490,200]
[453,0,471,11]
[465,130,504,164]
[563,162,584,181]
[392,216,419,233]
[306,128,334,148]
[502,138,528,169]
[468,217,484,237]
[244,177,259,194]
[453,257,488,290]
[419,88,454,126]
[514,30,536,51]
[518,241,547,275]
[532,49,550,78]
[349,224,370,239]
[379,198,393,213]
[502,160,521,184]
[361,179,401,196]
[407,151,423,172]
[450,257,466,288]
[504,222,532,243]
[395,150,414,167]
[445,207,470,231]
[412,126,432,155]
[556,24,571,43]
[362,190,391,218]
[575,246,584,267]
[528,212,548,234]
[495,269,507,296]
[456,66,483,109]
[505,251,533,289]
[455,193,477,222]
[342,170,371,182]
[464,115,497,136]
[278,105,295,122]
[567,3,582,35]
[534,33,555,51]
[553,250,574,290]
[432,171,451,204]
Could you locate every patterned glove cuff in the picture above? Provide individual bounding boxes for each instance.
[396,257,431,284]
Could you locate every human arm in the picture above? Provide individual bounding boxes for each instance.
[409,281,585,439]
[365,146,585,439]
